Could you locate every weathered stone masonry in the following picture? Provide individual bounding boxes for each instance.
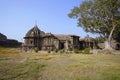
[22,25,96,51]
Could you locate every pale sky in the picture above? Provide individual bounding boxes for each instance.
[0,0,97,42]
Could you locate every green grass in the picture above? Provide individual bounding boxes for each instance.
[0,47,120,80]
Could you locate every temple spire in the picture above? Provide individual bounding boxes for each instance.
[34,20,38,28]
[35,20,37,26]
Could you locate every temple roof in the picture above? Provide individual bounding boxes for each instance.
[25,25,45,37]
[54,34,71,41]
[54,34,79,41]
[80,37,95,42]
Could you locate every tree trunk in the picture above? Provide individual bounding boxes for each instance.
[104,40,112,50]
[104,19,116,50]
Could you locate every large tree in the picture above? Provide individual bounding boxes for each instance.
[68,0,120,49]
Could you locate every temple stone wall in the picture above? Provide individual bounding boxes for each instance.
[23,25,99,52]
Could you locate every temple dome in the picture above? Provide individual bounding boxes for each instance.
[84,37,94,42]
[25,25,45,37]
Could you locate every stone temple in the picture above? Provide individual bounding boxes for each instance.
[22,25,96,51]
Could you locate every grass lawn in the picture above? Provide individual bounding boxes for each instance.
[0,47,120,80]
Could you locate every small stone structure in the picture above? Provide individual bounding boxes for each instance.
[79,36,97,49]
[22,25,97,51]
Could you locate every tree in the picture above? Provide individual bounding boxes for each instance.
[68,0,120,50]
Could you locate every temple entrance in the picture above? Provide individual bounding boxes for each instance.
[116,44,120,50]
[60,42,65,49]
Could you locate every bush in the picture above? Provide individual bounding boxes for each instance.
[60,49,65,53]
[34,47,39,53]
[84,48,90,54]
[24,47,27,52]
[48,49,51,53]
[74,48,79,54]
[54,49,58,53]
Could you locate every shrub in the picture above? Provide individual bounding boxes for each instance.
[24,47,27,52]
[84,48,90,54]
[60,49,65,53]
[74,48,79,54]
[54,49,58,53]
[48,49,51,53]
[34,47,39,53]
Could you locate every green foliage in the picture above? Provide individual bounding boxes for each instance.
[60,49,65,53]
[54,48,58,53]
[113,32,120,42]
[95,37,105,43]
[74,48,79,54]
[73,48,90,54]
[23,47,27,52]
[84,48,90,54]
[34,47,39,53]
[48,49,51,53]
[68,0,120,41]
